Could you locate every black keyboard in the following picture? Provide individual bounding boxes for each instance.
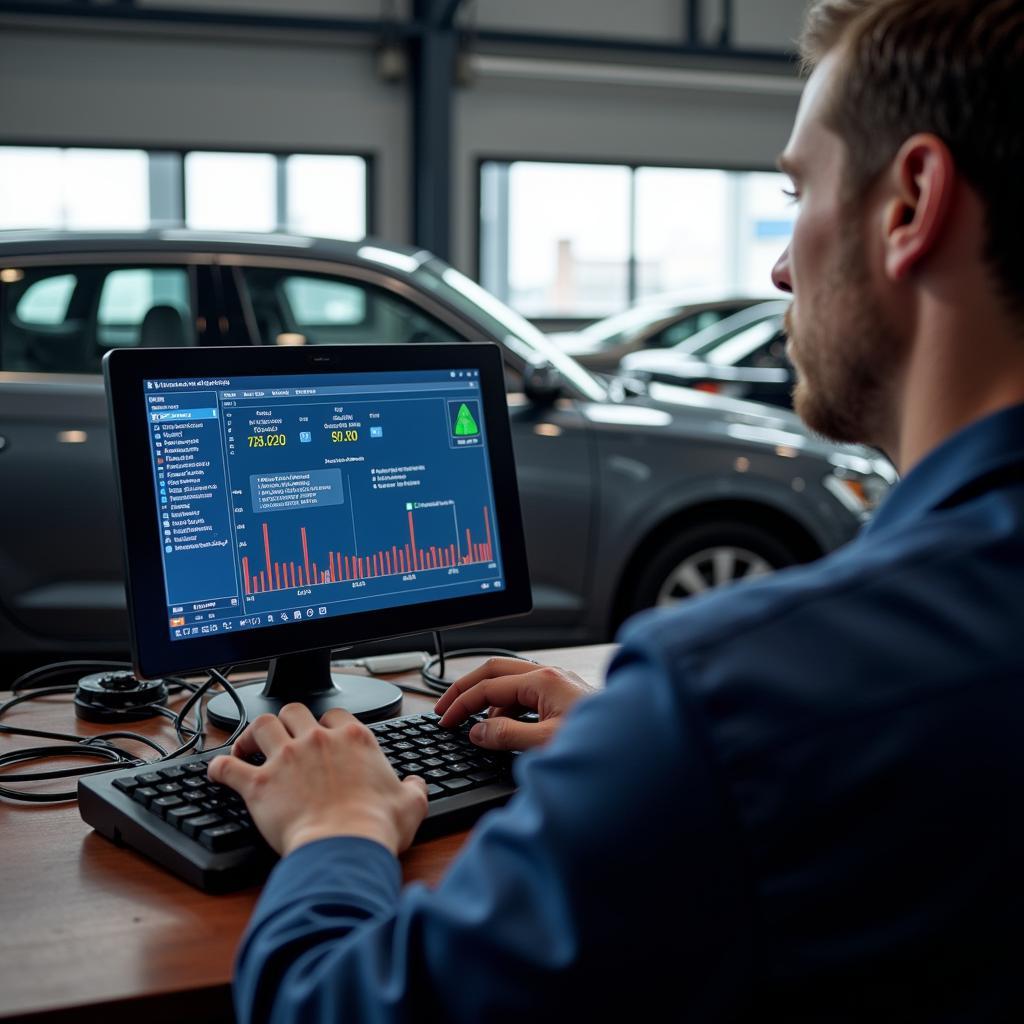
[78,712,515,892]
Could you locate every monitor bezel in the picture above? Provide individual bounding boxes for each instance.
[104,343,532,679]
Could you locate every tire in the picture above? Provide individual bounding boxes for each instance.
[627,520,801,614]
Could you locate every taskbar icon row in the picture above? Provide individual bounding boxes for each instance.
[171,605,330,638]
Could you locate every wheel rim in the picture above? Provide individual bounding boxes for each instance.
[655,545,774,605]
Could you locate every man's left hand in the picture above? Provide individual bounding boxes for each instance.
[208,704,429,858]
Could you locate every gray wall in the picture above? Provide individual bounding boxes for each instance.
[0,0,808,274]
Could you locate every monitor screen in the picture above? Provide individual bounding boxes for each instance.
[143,368,505,643]
[106,343,530,680]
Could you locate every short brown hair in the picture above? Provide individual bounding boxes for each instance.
[800,0,1024,320]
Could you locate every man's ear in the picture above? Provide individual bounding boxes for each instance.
[882,133,956,282]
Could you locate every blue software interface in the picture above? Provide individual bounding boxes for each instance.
[143,369,504,641]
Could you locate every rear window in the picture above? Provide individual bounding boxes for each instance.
[1,263,195,373]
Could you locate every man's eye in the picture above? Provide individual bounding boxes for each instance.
[782,188,800,204]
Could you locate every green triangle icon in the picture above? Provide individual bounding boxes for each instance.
[454,403,479,437]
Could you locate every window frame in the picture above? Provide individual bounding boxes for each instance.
[0,140,376,240]
[476,154,790,320]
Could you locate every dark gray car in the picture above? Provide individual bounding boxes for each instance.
[0,231,894,664]
[547,294,771,373]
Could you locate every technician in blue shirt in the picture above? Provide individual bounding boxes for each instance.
[209,1,1024,1019]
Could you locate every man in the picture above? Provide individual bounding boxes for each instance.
[210,1,1024,1019]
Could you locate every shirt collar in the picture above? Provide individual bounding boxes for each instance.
[864,402,1024,536]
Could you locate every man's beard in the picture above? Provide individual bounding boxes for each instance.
[786,225,902,448]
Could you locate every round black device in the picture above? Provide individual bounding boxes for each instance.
[74,671,169,723]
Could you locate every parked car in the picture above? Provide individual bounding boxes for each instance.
[0,231,894,665]
[621,301,793,408]
[546,293,771,373]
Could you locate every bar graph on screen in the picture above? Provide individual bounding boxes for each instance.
[240,500,495,596]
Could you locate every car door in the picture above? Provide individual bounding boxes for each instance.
[0,257,218,650]
[226,260,595,636]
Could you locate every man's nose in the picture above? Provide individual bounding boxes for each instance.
[772,244,793,294]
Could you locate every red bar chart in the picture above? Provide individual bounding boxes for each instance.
[242,503,495,596]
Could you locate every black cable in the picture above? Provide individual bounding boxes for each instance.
[420,631,534,694]
[0,660,248,803]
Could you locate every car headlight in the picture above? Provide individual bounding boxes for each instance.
[824,455,896,519]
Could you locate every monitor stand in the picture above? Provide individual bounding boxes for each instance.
[206,647,403,732]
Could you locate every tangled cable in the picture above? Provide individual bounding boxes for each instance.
[0,661,247,803]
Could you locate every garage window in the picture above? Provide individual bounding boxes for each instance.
[0,146,370,241]
[480,159,793,321]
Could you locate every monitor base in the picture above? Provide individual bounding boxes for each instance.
[205,648,403,732]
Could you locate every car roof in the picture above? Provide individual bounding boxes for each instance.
[0,229,427,265]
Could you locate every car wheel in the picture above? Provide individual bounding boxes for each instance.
[629,521,800,612]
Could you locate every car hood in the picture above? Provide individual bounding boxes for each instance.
[585,379,890,473]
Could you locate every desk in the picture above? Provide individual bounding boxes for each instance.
[0,645,616,1023]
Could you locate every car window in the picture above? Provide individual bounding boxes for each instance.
[705,319,780,366]
[281,276,365,328]
[239,267,466,347]
[97,268,193,348]
[651,309,729,349]
[1,263,196,374]
[15,274,76,325]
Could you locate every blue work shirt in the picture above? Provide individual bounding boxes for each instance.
[234,404,1024,1022]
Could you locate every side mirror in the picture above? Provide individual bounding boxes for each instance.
[523,362,563,406]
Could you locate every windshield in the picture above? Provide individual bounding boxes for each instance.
[676,301,790,359]
[705,319,782,366]
[413,258,606,401]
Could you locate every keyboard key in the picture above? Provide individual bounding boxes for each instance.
[422,758,444,768]
[159,767,186,781]
[151,795,185,816]
[112,776,139,795]
[166,804,203,827]
[440,777,474,793]
[199,823,252,852]
[156,782,183,795]
[132,786,160,807]
[426,784,446,800]
[446,763,471,775]
[182,777,205,790]
[182,812,224,839]
[399,762,424,774]
[137,772,162,786]
[426,768,450,780]
[183,763,207,776]
[467,771,498,784]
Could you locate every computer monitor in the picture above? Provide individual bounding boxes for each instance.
[104,343,532,729]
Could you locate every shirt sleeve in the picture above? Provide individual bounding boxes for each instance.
[233,640,754,1023]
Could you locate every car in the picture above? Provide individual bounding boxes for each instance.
[0,230,895,667]
[620,301,794,408]
[546,293,771,373]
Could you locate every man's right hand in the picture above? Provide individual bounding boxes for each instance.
[434,657,596,751]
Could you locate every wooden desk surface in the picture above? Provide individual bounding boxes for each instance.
[0,645,616,1023]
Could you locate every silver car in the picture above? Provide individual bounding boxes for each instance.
[0,231,894,665]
